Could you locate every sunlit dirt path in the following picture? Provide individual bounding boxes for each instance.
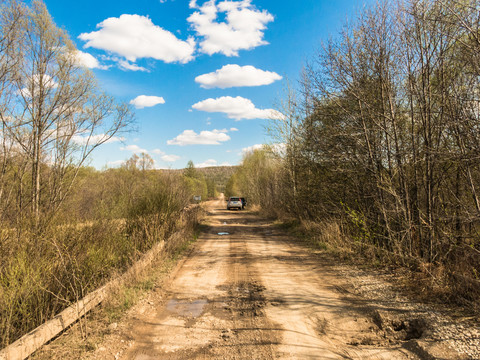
[117,198,418,359]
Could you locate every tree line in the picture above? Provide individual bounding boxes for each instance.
[231,0,480,306]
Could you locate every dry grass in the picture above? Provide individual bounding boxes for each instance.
[278,217,480,314]
[29,218,202,360]
[0,172,201,348]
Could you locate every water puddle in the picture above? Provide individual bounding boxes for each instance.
[217,232,230,235]
[166,299,207,317]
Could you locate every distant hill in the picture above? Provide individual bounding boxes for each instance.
[166,166,237,193]
[196,166,238,193]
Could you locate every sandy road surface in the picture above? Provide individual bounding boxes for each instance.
[113,198,424,360]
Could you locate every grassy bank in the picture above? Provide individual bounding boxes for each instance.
[276,217,480,313]
[29,206,203,359]
[0,168,201,348]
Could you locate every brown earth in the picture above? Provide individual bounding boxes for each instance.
[37,197,477,359]
[85,198,461,360]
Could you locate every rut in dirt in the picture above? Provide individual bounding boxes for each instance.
[119,199,426,360]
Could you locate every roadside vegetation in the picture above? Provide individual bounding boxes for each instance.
[171,163,236,197]
[229,0,480,310]
[0,0,209,348]
[195,166,237,195]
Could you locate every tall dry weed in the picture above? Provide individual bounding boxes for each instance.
[0,170,197,347]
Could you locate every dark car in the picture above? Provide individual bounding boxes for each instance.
[240,197,247,209]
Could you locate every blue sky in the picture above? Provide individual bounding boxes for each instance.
[44,0,373,169]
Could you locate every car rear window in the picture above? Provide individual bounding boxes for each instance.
[229,197,240,201]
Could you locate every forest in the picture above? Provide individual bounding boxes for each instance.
[227,0,480,308]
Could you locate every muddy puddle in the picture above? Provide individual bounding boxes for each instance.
[166,299,208,317]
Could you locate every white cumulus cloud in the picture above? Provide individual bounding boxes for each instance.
[187,0,274,56]
[72,134,124,146]
[196,159,218,168]
[271,142,286,156]
[195,64,281,88]
[20,74,58,98]
[192,96,284,120]
[120,144,149,153]
[74,51,109,70]
[161,154,181,162]
[241,142,285,156]
[78,14,196,64]
[130,95,165,109]
[167,129,230,145]
[241,143,263,155]
[118,60,148,72]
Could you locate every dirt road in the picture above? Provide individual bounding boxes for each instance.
[111,198,433,360]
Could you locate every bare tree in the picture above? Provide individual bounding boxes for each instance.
[237,0,480,302]
[0,0,27,223]
[268,78,304,214]
[0,1,134,225]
